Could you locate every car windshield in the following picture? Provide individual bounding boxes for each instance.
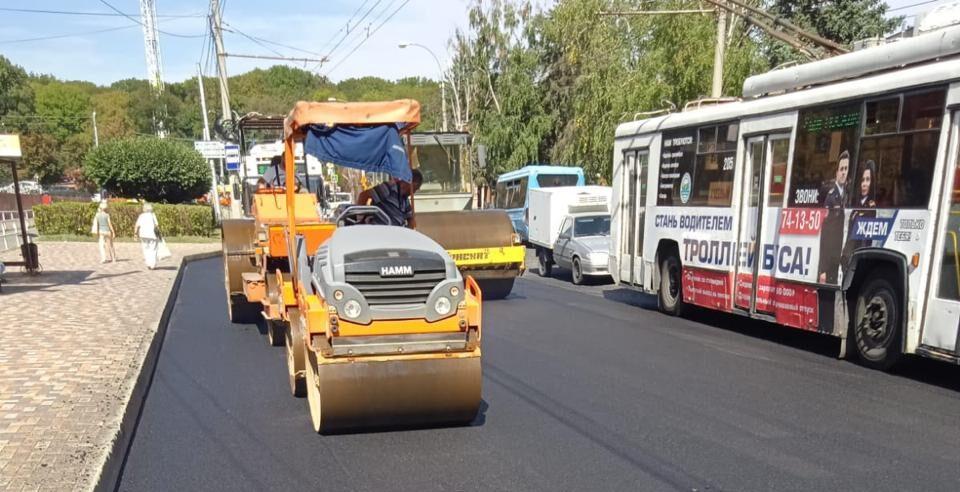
[574,216,610,237]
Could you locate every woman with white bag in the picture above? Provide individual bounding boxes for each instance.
[134,203,170,269]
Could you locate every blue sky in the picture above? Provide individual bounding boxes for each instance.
[0,0,472,85]
[0,0,946,87]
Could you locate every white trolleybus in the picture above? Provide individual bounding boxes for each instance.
[611,26,960,370]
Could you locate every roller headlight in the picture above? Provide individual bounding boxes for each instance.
[450,286,460,297]
[343,299,362,319]
[434,296,452,316]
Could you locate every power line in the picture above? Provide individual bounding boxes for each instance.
[221,21,327,58]
[889,0,940,12]
[0,7,202,18]
[96,0,205,39]
[325,0,384,61]
[325,0,412,77]
[223,26,284,57]
[318,0,373,53]
[0,25,136,45]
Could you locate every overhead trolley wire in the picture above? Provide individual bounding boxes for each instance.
[324,0,412,77]
[96,0,205,39]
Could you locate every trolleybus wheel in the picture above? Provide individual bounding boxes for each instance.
[658,255,685,317]
[852,270,903,371]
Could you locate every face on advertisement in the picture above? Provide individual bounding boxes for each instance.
[836,152,849,185]
[860,168,872,198]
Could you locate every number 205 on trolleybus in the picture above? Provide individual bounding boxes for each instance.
[610,25,960,370]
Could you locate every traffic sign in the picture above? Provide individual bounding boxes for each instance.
[193,140,225,159]
[224,144,241,171]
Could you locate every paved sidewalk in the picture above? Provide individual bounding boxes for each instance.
[0,241,219,491]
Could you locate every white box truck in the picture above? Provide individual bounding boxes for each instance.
[527,186,612,284]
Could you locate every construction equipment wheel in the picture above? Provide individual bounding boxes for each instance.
[477,278,514,300]
[286,309,306,397]
[267,319,285,347]
[303,345,482,434]
[226,293,258,324]
[305,348,325,432]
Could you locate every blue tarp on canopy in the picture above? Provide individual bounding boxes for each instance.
[303,123,412,182]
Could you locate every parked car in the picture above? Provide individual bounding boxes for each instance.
[0,180,43,194]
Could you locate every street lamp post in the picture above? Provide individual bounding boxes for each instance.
[399,42,447,132]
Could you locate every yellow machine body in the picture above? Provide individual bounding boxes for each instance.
[416,210,525,299]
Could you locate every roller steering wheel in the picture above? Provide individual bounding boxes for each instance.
[336,205,391,227]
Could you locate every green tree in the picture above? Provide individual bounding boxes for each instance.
[765,0,902,66]
[0,55,35,132]
[92,91,136,141]
[32,81,92,141]
[20,133,64,184]
[84,137,210,203]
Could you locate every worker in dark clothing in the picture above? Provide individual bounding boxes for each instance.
[357,169,423,228]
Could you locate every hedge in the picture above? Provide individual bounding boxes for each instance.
[34,201,217,238]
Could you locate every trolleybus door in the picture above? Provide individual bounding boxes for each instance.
[735,137,767,312]
[922,111,960,355]
[620,149,648,286]
[735,134,791,314]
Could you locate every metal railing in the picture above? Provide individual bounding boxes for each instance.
[0,210,36,252]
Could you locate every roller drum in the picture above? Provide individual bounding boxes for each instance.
[416,210,515,250]
[221,218,257,293]
[308,353,482,433]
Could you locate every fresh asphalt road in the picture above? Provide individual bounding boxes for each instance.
[118,256,960,491]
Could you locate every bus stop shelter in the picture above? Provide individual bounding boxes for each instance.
[0,134,40,283]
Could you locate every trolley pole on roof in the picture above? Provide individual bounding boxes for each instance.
[712,9,727,98]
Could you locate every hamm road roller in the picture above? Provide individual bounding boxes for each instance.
[278,99,483,432]
[221,114,335,347]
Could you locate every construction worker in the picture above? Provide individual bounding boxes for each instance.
[356,169,423,228]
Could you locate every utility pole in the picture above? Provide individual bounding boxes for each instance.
[712,9,727,98]
[210,0,232,122]
[91,112,99,147]
[197,63,221,223]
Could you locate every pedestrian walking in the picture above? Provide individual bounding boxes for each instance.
[91,202,116,263]
[134,203,161,270]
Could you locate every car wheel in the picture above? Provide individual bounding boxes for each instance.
[572,257,584,285]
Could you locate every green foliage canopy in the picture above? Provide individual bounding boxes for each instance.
[84,137,211,203]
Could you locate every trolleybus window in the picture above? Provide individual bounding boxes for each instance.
[658,122,737,207]
[767,138,790,206]
[788,101,862,208]
[856,88,945,209]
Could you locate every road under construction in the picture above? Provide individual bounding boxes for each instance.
[117,256,960,491]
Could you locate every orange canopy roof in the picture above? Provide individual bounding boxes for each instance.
[283,99,421,140]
